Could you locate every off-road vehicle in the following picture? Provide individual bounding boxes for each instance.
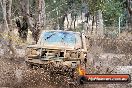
[25,30,87,75]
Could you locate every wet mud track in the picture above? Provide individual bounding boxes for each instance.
[0,57,78,88]
[0,57,131,88]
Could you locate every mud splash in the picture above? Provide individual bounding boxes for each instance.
[0,56,131,88]
[0,57,75,88]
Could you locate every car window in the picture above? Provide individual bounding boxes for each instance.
[42,31,76,45]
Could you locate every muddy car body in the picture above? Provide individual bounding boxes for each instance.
[25,30,87,71]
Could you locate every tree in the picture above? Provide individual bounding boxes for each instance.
[14,0,46,43]
[102,0,123,26]
[0,0,16,57]
[73,0,105,34]
[33,0,46,43]
[45,0,82,30]
[126,0,132,31]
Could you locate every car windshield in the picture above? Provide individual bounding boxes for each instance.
[39,31,79,46]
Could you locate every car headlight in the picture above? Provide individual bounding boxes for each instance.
[65,52,70,58]
[31,49,40,55]
[79,52,85,59]
[71,52,76,58]
[65,52,77,58]
[26,48,40,56]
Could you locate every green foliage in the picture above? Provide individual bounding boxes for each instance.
[87,0,106,15]
[11,0,127,28]
[102,0,123,26]
[45,0,82,23]
[86,0,124,26]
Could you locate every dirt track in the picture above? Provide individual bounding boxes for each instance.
[0,57,78,88]
[0,55,132,88]
[0,57,55,88]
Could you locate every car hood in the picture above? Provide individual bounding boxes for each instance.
[27,44,76,50]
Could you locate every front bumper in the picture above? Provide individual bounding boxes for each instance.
[25,57,80,68]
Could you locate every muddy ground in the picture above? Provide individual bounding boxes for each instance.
[0,53,132,88]
[0,33,132,88]
[0,57,69,88]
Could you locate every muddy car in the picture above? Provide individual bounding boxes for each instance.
[25,30,87,74]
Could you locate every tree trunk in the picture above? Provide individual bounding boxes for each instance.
[19,0,46,43]
[33,0,46,43]
[0,0,9,29]
[97,10,104,36]
[20,0,35,31]
[66,14,69,29]
[73,15,77,30]
[20,0,29,16]
[0,0,16,57]
[91,16,95,34]
[70,19,73,30]
[127,0,132,31]
[59,15,65,30]
[58,8,68,30]
[39,0,46,29]
[0,0,9,56]
[7,0,16,57]
[95,13,98,34]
